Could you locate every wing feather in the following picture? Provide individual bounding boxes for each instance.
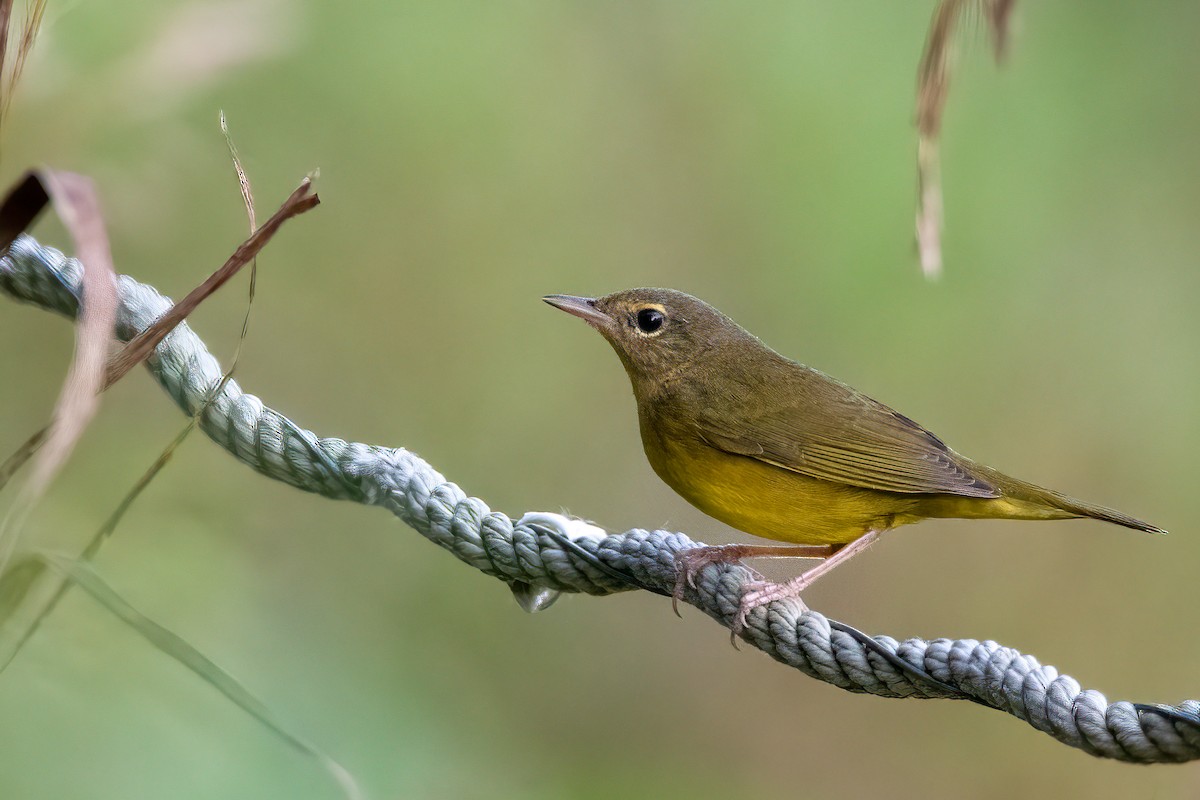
[695,367,997,498]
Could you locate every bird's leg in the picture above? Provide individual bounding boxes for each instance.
[672,543,835,616]
[732,529,884,638]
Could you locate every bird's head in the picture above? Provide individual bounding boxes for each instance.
[543,288,747,394]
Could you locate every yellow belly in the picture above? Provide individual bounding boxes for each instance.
[643,432,921,546]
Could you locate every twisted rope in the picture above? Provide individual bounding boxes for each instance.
[2,233,1197,763]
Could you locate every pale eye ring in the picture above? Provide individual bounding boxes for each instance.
[635,308,665,334]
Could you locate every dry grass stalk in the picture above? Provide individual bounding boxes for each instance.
[0,170,116,572]
[94,113,265,546]
[915,0,1015,277]
[0,0,47,138]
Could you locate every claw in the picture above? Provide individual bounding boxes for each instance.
[671,562,686,618]
[729,607,748,649]
[728,580,759,646]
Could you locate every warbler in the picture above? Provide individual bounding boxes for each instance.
[544,289,1164,625]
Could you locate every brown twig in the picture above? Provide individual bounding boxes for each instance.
[105,179,316,387]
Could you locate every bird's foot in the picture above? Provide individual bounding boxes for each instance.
[731,575,815,642]
[672,542,835,618]
[672,544,762,617]
[728,529,883,644]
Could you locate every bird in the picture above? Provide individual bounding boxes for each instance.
[543,288,1164,631]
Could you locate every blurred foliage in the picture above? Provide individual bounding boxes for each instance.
[0,1,1198,797]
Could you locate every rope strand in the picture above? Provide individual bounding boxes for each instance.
[2,233,1195,763]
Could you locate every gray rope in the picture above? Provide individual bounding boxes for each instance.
[2,232,1197,764]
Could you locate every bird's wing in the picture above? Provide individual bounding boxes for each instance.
[694,369,999,498]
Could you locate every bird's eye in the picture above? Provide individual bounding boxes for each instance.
[635,308,665,334]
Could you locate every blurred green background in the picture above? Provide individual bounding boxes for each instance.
[1,1,1198,797]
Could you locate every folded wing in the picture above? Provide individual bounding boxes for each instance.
[696,368,998,498]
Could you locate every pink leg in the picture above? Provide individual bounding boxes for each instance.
[732,529,883,638]
[673,542,835,616]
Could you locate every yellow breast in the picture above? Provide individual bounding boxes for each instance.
[641,424,920,546]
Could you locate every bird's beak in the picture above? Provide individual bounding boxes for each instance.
[542,294,612,328]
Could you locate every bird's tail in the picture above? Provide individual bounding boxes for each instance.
[966,462,1166,534]
[994,475,1168,534]
[1040,491,1167,535]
